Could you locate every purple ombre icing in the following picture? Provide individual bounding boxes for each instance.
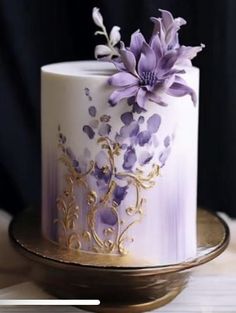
[41,7,203,267]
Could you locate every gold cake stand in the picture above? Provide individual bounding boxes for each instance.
[9,209,229,313]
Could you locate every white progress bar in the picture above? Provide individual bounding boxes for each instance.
[0,300,100,306]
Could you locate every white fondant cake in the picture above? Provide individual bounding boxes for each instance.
[41,60,199,266]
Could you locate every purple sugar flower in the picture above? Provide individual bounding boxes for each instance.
[113,184,128,205]
[107,9,204,110]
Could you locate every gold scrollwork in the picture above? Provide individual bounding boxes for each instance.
[56,136,160,256]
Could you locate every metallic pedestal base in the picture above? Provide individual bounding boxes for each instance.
[9,209,229,313]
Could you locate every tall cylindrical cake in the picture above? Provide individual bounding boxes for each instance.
[41,60,199,267]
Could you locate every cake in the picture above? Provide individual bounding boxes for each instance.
[41,8,203,267]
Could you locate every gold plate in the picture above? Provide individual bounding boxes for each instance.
[9,209,229,313]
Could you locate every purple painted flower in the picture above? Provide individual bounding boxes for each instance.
[88,106,97,117]
[93,164,111,184]
[83,125,95,139]
[147,114,161,133]
[139,151,154,166]
[107,10,203,109]
[123,146,137,170]
[119,121,140,138]
[164,135,171,147]
[138,116,145,124]
[98,123,112,136]
[137,130,151,146]
[94,151,112,184]
[121,112,133,125]
[113,184,128,205]
[100,209,118,226]
[159,147,171,166]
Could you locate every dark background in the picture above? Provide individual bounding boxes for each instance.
[0,0,235,217]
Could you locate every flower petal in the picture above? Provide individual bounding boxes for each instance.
[113,185,128,205]
[108,86,138,106]
[148,92,168,106]
[95,45,112,59]
[138,42,157,74]
[150,17,165,42]
[108,72,139,87]
[136,88,148,108]
[92,7,104,28]
[177,44,205,62]
[147,114,161,133]
[159,9,174,30]
[120,42,138,75]
[130,30,146,58]
[168,77,197,105]
[139,151,154,166]
[110,26,121,46]
[123,146,137,170]
[159,50,178,72]
[121,112,133,125]
[150,35,163,61]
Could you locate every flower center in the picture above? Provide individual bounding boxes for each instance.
[140,71,158,87]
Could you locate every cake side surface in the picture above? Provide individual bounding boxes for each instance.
[41,61,199,266]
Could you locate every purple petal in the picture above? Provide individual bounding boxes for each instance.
[138,42,156,74]
[83,125,95,139]
[159,51,178,71]
[148,91,168,106]
[150,17,165,41]
[164,136,171,147]
[168,76,197,105]
[88,106,96,117]
[147,114,161,133]
[113,185,128,205]
[138,116,145,124]
[177,44,205,63]
[130,30,146,59]
[95,151,108,168]
[100,209,118,226]
[108,86,138,106]
[139,151,154,166]
[123,146,137,170]
[98,123,111,136]
[108,72,139,87]
[137,131,151,146]
[136,88,148,108]
[150,35,163,61]
[159,9,174,30]
[120,42,138,75]
[111,57,126,71]
[120,121,140,138]
[159,147,171,166]
[121,112,133,125]
[127,97,147,113]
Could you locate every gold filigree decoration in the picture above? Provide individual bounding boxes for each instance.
[56,136,160,256]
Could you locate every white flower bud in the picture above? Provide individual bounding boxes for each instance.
[92,7,104,28]
[109,26,121,46]
[95,45,112,59]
